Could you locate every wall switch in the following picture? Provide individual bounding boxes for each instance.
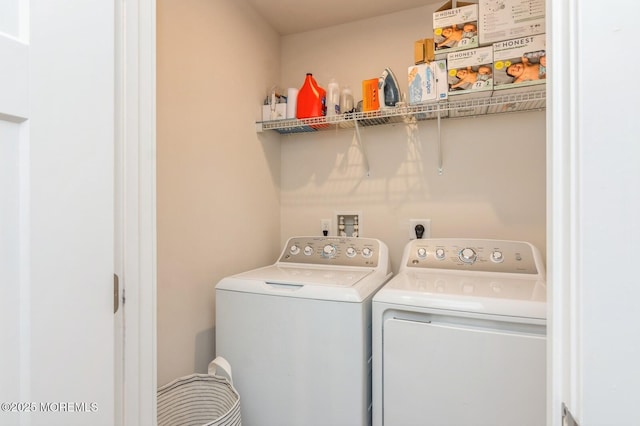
[321,219,331,236]
[409,219,431,240]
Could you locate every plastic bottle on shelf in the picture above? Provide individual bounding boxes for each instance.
[340,85,354,115]
[296,73,326,119]
[326,78,341,116]
[286,87,299,118]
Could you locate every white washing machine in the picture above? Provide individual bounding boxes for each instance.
[216,236,392,426]
[372,238,546,426]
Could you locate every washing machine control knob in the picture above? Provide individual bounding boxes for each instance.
[289,244,300,255]
[417,247,427,259]
[362,247,373,258]
[490,250,504,263]
[323,244,336,258]
[435,248,446,260]
[303,245,314,256]
[346,247,357,257]
[459,247,477,264]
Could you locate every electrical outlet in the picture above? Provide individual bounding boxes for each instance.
[409,219,431,240]
[321,219,331,236]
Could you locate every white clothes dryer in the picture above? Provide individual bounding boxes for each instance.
[216,236,392,426]
[372,238,546,426]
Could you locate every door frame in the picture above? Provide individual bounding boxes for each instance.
[119,0,568,423]
[116,0,157,424]
[114,1,588,424]
[547,1,579,425]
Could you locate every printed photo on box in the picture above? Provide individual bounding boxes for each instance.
[433,1,479,53]
[435,22,478,50]
[448,65,493,92]
[494,50,546,87]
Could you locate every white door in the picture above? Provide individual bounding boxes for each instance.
[1,1,115,425]
[549,2,640,426]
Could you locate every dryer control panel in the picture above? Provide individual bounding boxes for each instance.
[404,238,543,275]
[278,236,384,268]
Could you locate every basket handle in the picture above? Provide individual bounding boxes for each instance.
[208,356,233,383]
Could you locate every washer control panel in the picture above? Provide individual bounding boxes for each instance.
[279,236,381,267]
[405,238,541,275]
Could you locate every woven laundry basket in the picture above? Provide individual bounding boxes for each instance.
[157,357,241,426]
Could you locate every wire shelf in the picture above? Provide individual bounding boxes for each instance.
[256,89,546,134]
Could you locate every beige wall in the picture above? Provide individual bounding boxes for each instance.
[157,1,546,385]
[279,5,546,272]
[157,0,282,386]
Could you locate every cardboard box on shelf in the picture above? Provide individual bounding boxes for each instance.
[492,34,546,91]
[408,60,449,119]
[446,46,493,96]
[408,60,448,104]
[446,46,493,117]
[414,38,435,64]
[479,0,545,45]
[433,1,479,54]
[262,103,287,121]
[362,78,380,112]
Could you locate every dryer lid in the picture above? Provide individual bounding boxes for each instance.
[373,270,546,320]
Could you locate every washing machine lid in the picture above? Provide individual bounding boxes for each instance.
[233,264,372,286]
[373,270,546,320]
[217,264,390,302]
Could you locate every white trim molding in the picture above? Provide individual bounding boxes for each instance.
[547,0,580,425]
[116,0,157,424]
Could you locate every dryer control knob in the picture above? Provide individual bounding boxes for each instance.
[289,244,300,255]
[435,248,446,260]
[303,246,314,256]
[362,247,373,258]
[322,244,336,258]
[346,247,357,257]
[459,247,477,264]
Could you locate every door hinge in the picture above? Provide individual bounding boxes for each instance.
[562,403,579,426]
[114,273,120,314]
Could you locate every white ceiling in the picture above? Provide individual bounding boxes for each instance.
[245,0,436,35]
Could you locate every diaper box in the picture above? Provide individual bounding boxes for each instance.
[408,60,448,104]
[433,1,479,55]
[447,46,493,96]
[446,46,493,117]
[479,0,545,45]
[492,34,546,91]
